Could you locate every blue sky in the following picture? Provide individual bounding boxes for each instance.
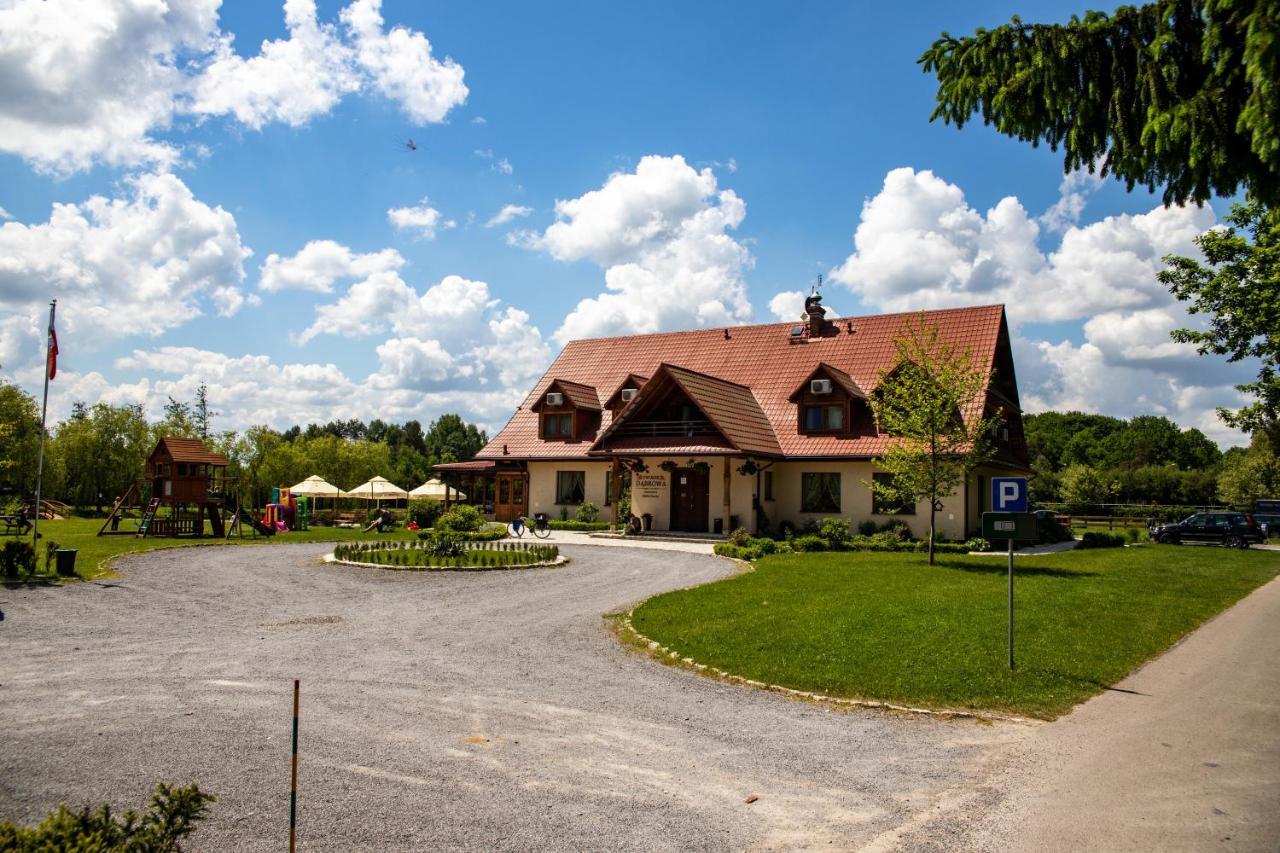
[0,0,1251,445]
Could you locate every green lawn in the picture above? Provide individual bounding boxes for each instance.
[10,517,422,581]
[631,545,1280,719]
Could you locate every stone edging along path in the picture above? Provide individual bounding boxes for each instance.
[617,556,1037,725]
[323,552,570,572]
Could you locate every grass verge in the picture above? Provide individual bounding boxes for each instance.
[630,545,1280,719]
[12,517,424,581]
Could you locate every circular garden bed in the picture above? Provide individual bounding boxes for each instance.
[331,538,561,571]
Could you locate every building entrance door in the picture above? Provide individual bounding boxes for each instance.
[669,467,709,532]
[494,475,526,523]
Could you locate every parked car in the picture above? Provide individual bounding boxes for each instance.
[1253,513,1280,538]
[1033,509,1070,525]
[1148,512,1263,548]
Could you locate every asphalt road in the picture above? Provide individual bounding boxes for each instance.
[0,543,1015,851]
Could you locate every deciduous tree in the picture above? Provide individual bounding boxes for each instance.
[868,315,1001,564]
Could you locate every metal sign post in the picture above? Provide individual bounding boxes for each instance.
[1007,536,1015,670]
[983,498,1034,672]
[290,679,299,853]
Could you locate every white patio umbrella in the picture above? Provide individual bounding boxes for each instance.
[288,475,342,498]
[341,476,409,506]
[409,478,465,501]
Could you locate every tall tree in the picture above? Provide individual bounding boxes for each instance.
[193,384,216,439]
[424,414,488,467]
[920,1,1280,206]
[1159,201,1280,440]
[0,382,43,496]
[868,315,1001,564]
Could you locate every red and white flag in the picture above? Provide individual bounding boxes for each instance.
[46,324,57,380]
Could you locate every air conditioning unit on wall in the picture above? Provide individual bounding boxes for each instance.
[546,392,564,406]
[810,379,833,395]
[620,388,638,402]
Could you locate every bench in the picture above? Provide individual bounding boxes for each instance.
[334,512,360,528]
[0,515,32,536]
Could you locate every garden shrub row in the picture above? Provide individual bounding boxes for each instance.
[548,520,612,531]
[714,530,984,561]
[334,538,559,569]
[1078,531,1128,549]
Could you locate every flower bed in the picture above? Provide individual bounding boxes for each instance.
[332,538,559,570]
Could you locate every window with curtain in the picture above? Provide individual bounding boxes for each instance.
[800,472,840,513]
[543,413,573,438]
[872,472,916,514]
[556,470,586,505]
[803,404,844,433]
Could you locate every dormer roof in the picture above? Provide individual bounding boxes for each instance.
[529,378,601,412]
[786,362,867,403]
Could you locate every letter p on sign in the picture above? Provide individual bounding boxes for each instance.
[992,477,1028,512]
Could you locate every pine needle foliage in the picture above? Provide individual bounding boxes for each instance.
[919,0,1280,206]
[868,315,1002,565]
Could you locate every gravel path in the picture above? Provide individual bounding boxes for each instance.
[0,543,1016,851]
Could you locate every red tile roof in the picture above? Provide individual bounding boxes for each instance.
[531,378,601,411]
[787,362,866,402]
[478,304,1010,460]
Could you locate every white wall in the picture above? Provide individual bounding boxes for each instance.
[527,460,613,520]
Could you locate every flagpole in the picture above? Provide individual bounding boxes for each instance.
[32,299,56,551]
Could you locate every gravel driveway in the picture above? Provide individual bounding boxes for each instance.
[0,543,1016,851]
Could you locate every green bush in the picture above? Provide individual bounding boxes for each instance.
[436,504,483,532]
[1036,516,1074,544]
[575,501,600,523]
[1,540,36,578]
[818,517,850,545]
[856,520,878,536]
[791,535,829,552]
[728,526,752,546]
[408,499,443,529]
[1079,531,1127,549]
[0,782,214,851]
[878,519,913,541]
[1124,527,1141,543]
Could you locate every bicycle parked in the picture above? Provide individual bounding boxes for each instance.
[508,512,552,539]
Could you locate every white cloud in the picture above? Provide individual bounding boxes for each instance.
[0,207,12,220]
[826,166,1253,444]
[259,239,403,293]
[339,0,467,124]
[494,157,513,175]
[0,0,219,173]
[296,269,414,343]
[829,166,1214,324]
[0,171,250,362]
[0,0,466,175]
[485,204,533,228]
[189,0,359,129]
[387,201,454,239]
[471,115,486,125]
[517,155,754,343]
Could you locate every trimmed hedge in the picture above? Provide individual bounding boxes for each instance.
[334,538,559,569]
[548,519,612,531]
[418,523,506,542]
[1078,531,1127,549]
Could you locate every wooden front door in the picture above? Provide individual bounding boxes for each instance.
[494,475,526,523]
[670,467,709,532]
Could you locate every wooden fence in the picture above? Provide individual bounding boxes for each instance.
[1063,515,1152,530]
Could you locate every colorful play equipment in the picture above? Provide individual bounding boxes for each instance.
[261,487,310,532]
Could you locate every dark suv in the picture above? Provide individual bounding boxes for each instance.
[1149,512,1263,548]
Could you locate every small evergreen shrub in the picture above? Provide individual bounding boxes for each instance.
[547,520,611,531]
[436,504,484,532]
[1,540,36,578]
[856,520,878,536]
[818,517,850,546]
[575,501,600,523]
[0,783,214,851]
[791,535,828,552]
[728,526,752,546]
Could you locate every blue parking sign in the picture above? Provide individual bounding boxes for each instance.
[992,477,1028,512]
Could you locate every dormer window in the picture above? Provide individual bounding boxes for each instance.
[532,378,601,442]
[803,404,844,433]
[543,413,573,437]
[620,388,638,403]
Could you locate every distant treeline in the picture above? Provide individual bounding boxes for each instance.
[1024,411,1275,509]
[0,382,487,511]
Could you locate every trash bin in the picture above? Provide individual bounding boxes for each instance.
[55,548,78,577]
[641,513,653,531]
[713,518,723,534]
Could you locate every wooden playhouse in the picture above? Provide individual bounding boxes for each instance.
[99,436,237,537]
